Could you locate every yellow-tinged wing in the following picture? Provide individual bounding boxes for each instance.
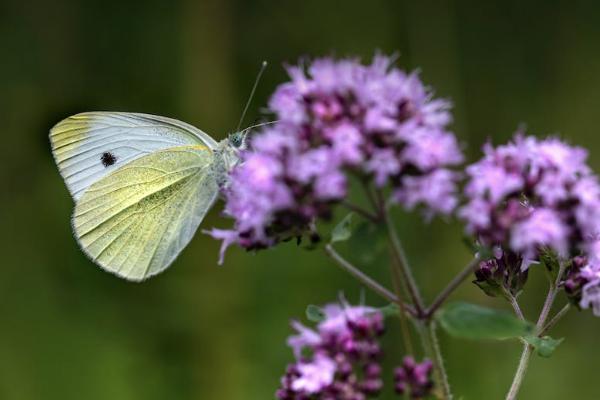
[50,112,218,200]
[72,145,218,281]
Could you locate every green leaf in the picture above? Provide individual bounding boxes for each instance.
[306,305,326,322]
[473,279,504,298]
[377,303,400,318]
[346,221,387,265]
[524,335,564,358]
[437,302,534,340]
[330,213,353,243]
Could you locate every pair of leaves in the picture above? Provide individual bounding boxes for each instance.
[437,302,563,357]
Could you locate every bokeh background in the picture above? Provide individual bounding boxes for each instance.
[2,0,600,398]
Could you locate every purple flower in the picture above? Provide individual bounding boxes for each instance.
[207,124,339,263]
[277,301,384,399]
[510,208,569,260]
[562,255,600,316]
[288,320,321,358]
[329,123,364,165]
[394,356,434,399]
[459,134,600,265]
[210,54,464,261]
[473,247,529,297]
[581,276,600,316]
[401,127,463,171]
[395,169,460,217]
[273,55,463,202]
[366,148,401,186]
[290,354,337,394]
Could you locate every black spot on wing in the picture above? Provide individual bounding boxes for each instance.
[101,152,117,167]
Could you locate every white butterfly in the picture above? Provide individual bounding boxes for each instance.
[50,112,245,281]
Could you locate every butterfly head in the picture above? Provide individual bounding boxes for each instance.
[227,130,248,150]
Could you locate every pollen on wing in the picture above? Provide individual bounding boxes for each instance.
[101,152,117,167]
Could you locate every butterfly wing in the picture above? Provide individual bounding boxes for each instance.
[72,145,218,281]
[50,112,219,200]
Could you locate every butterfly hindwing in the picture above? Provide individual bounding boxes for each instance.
[50,112,218,200]
[72,145,218,281]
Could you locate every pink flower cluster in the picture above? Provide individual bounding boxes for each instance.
[276,302,385,400]
[394,356,434,399]
[209,55,463,262]
[562,254,600,315]
[460,134,600,264]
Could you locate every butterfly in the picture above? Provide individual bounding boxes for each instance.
[50,112,247,281]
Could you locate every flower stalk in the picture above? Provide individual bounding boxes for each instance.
[425,257,481,318]
[539,303,571,336]
[506,344,532,400]
[506,263,566,400]
[324,244,403,309]
[382,204,426,315]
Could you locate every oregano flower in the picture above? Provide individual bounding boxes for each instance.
[208,54,463,262]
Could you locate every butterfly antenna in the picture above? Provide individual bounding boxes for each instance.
[236,61,268,133]
[240,120,279,134]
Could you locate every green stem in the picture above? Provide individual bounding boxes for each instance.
[535,283,561,330]
[539,303,571,336]
[505,263,566,400]
[429,322,452,400]
[502,287,525,321]
[342,200,380,223]
[381,202,426,314]
[506,344,532,400]
[325,244,395,303]
[361,180,381,218]
[376,193,451,397]
[425,257,480,318]
[417,321,452,399]
[389,252,415,356]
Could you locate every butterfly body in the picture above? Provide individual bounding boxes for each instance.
[50,112,244,281]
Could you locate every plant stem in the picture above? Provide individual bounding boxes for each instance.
[381,203,426,314]
[539,303,571,336]
[505,263,566,400]
[324,244,416,316]
[503,287,525,321]
[417,321,452,400]
[361,181,381,218]
[342,200,380,223]
[375,194,451,397]
[506,344,532,400]
[535,283,560,330]
[429,322,452,400]
[425,257,480,318]
[503,288,529,346]
[388,252,415,355]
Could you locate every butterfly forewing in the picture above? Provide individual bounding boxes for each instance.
[72,145,218,281]
[50,112,218,200]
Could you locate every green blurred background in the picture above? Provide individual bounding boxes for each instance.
[2,0,600,398]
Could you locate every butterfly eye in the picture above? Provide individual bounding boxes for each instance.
[229,132,244,148]
[101,152,117,167]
